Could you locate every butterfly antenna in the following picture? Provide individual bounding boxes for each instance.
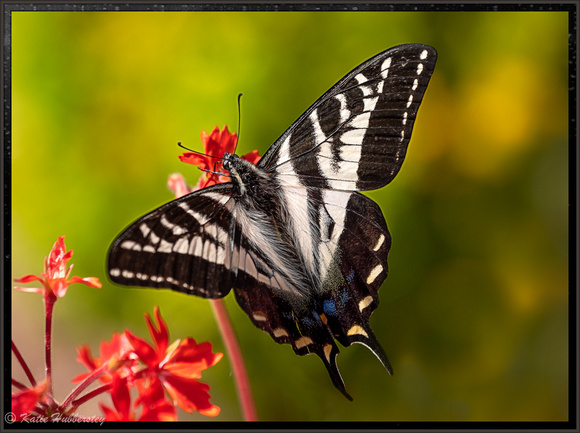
[177,142,223,160]
[234,92,242,155]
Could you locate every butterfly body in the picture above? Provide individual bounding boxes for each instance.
[223,152,326,303]
[108,44,437,400]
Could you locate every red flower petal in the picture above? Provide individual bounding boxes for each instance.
[14,236,101,299]
[167,173,192,198]
[13,285,45,295]
[69,276,102,289]
[135,376,166,406]
[101,332,130,361]
[138,399,177,421]
[242,149,261,165]
[202,126,220,156]
[197,172,229,190]
[99,403,124,421]
[72,345,99,383]
[163,339,222,379]
[124,330,158,368]
[73,333,133,385]
[132,375,178,421]
[202,125,237,157]
[161,374,220,417]
[47,236,68,268]
[13,274,43,283]
[179,125,262,193]
[110,375,132,419]
[179,152,212,170]
[217,125,238,155]
[51,278,71,298]
[143,306,169,358]
[11,383,46,421]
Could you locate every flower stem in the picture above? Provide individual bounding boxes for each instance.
[12,341,36,386]
[59,361,111,411]
[69,383,111,411]
[12,378,28,390]
[44,292,57,397]
[210,299,258,421]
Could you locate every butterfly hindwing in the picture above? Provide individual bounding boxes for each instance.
[229,188,392,400]
[233,271,351,399]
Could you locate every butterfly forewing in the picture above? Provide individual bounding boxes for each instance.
[108,44,437,400]
[259,44,436,191]
[108,184,236,298]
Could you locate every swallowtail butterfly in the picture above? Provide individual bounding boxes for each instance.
[108,44,437,400]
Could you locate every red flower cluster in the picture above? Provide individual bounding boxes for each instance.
[12,237,222,422]
[178,125,261,189]
[76,307,223,420]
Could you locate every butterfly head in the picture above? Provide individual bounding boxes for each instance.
[222,152,273,202]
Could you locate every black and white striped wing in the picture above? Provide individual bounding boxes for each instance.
[240,44,437,397]
[108,182,310,303]
[258,43,437,191]
[108,184,237,297]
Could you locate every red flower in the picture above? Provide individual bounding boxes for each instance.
[240,149,261,165]
[72,307,222,420]
[73,332,134,385]
[100,375,176,421]
[179,125,261,189]
[167,173,191,198]
[13,236,102,299]
[125,306,223,417]
[11,381,48,421]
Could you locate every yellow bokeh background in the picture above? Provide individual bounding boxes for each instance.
[11,10,568,421]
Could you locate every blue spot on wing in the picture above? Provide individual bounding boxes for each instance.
[323,286,350,317]
[323,299,337,316]
[346,269,355,283]
[340,288,348,304]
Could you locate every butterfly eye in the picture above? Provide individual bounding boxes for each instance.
[222,158,230,171]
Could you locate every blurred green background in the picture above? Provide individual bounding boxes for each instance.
[11,11,568,421]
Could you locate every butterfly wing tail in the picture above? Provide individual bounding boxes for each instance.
[289,316,354,401]
[344,322,394,376]
[316,343,353,401]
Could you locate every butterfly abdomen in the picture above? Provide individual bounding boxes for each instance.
[223,153,319,303]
